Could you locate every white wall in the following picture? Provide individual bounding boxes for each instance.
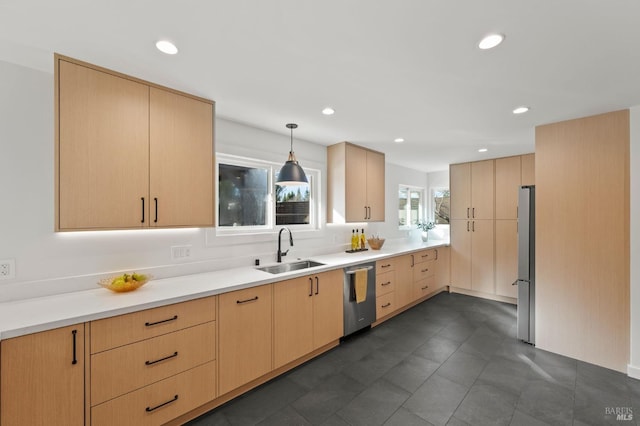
[629,106,640,378]
[0,59,430,302]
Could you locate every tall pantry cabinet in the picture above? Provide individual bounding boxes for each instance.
[450,160,495,294]
[450,154,534,301]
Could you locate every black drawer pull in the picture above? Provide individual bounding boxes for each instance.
[381,281,391,286]
[381,302,391,308]
[381,264,391,268]
[141,197,145,223]
[421,285,429,290]
[145,315,178,327]
[154,197,158,223]
[237,296,259,304]
[421,254,430,258]
[71,329,78,365]
[309,277,313,297]
[421,268,429,273]
[146,395,178,412]
[145,351,178,366]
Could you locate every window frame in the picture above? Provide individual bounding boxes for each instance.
[431,187,450,225]
[215,153,320,236]
[398,184,425,229]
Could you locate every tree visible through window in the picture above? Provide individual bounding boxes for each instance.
[399,186,423,227]
[275,180,311,225]
[433,189,450,224]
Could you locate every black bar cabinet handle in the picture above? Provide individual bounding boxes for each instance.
[381,281,391,286]
[411,255,414,267]
[472,221,475,232]
[381,264,391,268]
[467,207,469,219]
[315,276,319,295]
[467,221,470,232]
[472,207,475,218]
[421,285,429,290]
[71,329,78,365]
[364,206,367,220]
[435,249,439,260]
[421,268,429,273]
[381,302,391,308]
[237,296,259,304]
[146,395,178,412]
[309,278,313,297]
[141,197,145,223]
[145,315,178,327]
[145,351,178,366]
[154,197,158,223]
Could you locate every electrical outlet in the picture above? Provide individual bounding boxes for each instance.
[0,259,15,280]
[171,245,192,260]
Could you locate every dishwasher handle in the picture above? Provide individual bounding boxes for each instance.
[345,266,374,275]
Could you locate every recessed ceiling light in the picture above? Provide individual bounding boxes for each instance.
[478,33,505,50]
[156,40,178,55]
[513,106,530,114]
[478,148,488,153]
[322,107,335,115]
[394,138,404,143]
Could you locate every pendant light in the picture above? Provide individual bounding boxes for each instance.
[276,123,308,185]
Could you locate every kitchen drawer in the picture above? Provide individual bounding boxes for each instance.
[91,296,216,353]
[376,258,396,275]
[376,270,395,297]
[414,249,437,264]
[91,361,216,426]
[413,260,435,282]
[91,322,215,406]
[414,276,435,300]
[376,292,395,320]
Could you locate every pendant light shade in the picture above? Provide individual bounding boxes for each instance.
[276,123,308,185]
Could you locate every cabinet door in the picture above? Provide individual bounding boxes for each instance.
[395,254,414,307]
[471,220,495,294]
[345,144,368,221]
[58,60,149,230]
[450,219,471,289]
[273,277,314,369]
[470,160,494,219]
[434,247,450,289]
[366,149,386,221]
[312,269,344,349]
[218,285,272,395]
[450,163,471,220]
[521,153,535,185]
[1,324,85,426]
[495,156,521,219]
[150,88,214,227]
[495,220,518,298]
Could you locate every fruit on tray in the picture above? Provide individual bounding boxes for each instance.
[99,273,150,293]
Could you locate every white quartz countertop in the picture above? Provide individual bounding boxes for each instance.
[0,239,448,341]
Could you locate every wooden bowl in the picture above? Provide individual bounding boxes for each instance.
[367,238,385,250]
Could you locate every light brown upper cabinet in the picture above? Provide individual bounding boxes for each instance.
[495,156,521,220]
[521,153,535,186]
[55,55,214,231]
[327,142,385,222]
[450,160,494,220]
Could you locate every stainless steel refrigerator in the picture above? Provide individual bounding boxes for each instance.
[514,185,535,344]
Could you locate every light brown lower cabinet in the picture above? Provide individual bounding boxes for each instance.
[376,247,450,322]
[218,284,273,396]
[91,362,216,426]
[274,270,343,369]
[0,324,85,426]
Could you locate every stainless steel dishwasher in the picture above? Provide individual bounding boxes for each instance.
[343,262,376,336]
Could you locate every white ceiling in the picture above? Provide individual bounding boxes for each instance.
[2,0,640,172]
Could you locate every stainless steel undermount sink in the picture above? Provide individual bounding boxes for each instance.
[257,260,325,274]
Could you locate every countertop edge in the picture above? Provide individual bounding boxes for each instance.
[0,241,449,341]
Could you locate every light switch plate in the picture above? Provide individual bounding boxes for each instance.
[171,245,192,260]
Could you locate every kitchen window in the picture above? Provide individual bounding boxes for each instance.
[398,185,424,228]
[433,188,450,224]
[217,154,318,234]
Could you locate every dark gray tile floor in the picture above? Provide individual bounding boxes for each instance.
[187,293,639,426]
